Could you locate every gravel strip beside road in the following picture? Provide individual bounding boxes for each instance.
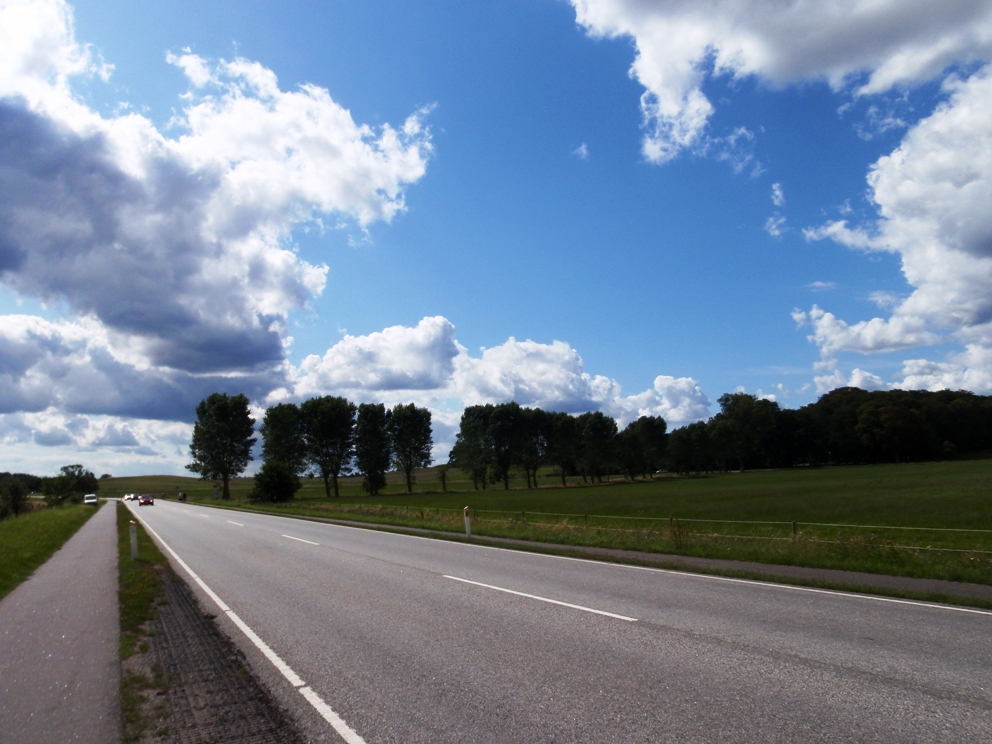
[124,562,306,744]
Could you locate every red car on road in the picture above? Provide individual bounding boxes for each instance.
[138,494,155,506]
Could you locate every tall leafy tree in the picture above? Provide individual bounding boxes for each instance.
[388,403,433,493]
[517,407,547,489]
[489,402,524,490]
[1,475,29,517]
[260,403,307,477]
[449,405,493,490]
[40,463,100,506]
[545,411,579,486]
[714,393,780,471]
[577,411,617,483]
[187,393,256,500]
[355,403,391,495]
[301,396,357,498]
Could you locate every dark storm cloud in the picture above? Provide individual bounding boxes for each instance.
[0,101,285,373]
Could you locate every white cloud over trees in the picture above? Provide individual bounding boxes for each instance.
[0,1,710,473]
[290,316,712,434]
[801,64,992,392]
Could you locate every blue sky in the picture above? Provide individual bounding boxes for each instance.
[2,0,992,476]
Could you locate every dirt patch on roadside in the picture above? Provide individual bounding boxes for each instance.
[122,567,305,744]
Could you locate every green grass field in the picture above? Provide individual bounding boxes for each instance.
[105,460,992,585]
[0,503,99,601]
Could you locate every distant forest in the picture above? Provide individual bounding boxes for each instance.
[449,388,992,488]
[0,472,43,492]
[667,387,992,473]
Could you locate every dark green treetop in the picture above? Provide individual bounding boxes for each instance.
[388,403,433,494]
[355,402,391,496]
[301,395,357,498]
[187,392,256,500]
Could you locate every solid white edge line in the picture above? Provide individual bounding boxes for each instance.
[173,501,992,618]
[128,506,366,744]
[225,610,305,688]
[445,575,638,622]
[282,534,319,546]
[299,686,367,744]
[227,520,244,526]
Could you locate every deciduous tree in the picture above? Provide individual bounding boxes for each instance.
[187,393,256,500]
[301,396,357,498]
[260,403,307,477]
[41,464,100,506]
[249,460,301,503]
[449,405,493,490]
[388,403,433,493]
[0,476,28,518]
[355,403,391,496]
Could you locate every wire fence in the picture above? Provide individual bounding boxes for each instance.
[296,503,992,555]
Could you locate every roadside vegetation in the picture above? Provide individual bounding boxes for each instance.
[0,502,98,601]
[105,458,992,585]
[117,502,172,742]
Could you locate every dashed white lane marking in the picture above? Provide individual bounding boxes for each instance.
[227,520,244,526]
[444,575,638,622]
[282,534,319,546]
[131,510,365,744]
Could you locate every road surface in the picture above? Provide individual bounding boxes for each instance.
[128,500,992,743]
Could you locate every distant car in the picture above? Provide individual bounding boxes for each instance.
[138,494,154,506]
[122,493,135,501]
[83,494,98,505]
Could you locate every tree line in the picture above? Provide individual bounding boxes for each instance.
[188,386,992,501]
[668,387,992,473]
[1,465,101,519]
[187,393,433,502]
[448,402,668,489]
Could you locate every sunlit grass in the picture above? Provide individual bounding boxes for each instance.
[0,503,97,601]
[105,460,992,584]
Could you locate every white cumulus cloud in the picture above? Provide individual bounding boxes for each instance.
[289,317,713,452]
[803,63,992,391]
[570,0,992,162]
[0,0,432,374]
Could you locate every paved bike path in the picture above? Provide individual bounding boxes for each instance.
[0,501,121,743]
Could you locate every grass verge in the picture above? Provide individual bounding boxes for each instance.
[192,499,992,585]
[192,502,992,609]
[117,502,171,742]
[0,503,98,601]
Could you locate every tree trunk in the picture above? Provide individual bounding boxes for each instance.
[332,473,339,498]
[222,475,231,500]
[323,473,331,498]
[405,467,413,493]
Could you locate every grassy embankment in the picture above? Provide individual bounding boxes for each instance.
[0,502,98,601]
[106,459,992,585]
[117,502,171,742]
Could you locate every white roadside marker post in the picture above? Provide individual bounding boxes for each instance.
[130,520,138,560]
[464,506,471,537]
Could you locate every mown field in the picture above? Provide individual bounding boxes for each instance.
[105,460,992,585]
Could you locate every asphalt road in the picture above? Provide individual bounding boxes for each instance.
[128,500,992,743]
